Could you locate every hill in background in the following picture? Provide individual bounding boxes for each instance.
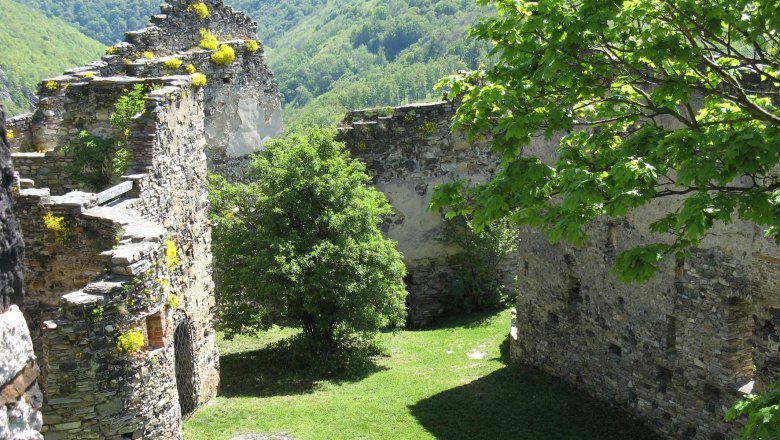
[14,0,491,128]
[0,0,104,115]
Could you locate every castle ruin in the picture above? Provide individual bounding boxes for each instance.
[5,1,282,438]
[1,0,778,439]
[338,100,780,440]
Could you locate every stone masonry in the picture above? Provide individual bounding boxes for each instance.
[4,1,281,438]
[340,99,780,439]
[338,101,498,325]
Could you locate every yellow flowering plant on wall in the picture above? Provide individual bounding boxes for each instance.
[211,44,235,65]
[188,2,209,19]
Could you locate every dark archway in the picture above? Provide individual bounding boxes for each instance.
[174,320,197,418]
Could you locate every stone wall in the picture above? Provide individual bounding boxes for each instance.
[339,99,780,438]
[338,101,499,325]
[13,74,218,439]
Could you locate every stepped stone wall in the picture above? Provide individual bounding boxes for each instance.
[7,0,282,180]
[0,0,278,437]
[338,101,499,325]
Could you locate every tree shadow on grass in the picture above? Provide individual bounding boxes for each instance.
[407,308,509,332]
[218,335,388,398]
[410,365,662,440]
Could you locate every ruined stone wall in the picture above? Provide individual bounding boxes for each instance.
[9,0,282,179]
[12,76,217,439]
[338,101,498,325]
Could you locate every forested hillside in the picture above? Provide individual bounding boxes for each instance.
[248,0,491,130]
[0,0,104,115]
[16,0,159,44]
[15,0,490,128]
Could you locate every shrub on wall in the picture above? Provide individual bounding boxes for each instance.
[199,29,218,50]
[164,58,183,70]
[166,239,179,271]
[187,2,209,19]
[191,73,207,87]
[116,328,144,353]
[42,213,71,245]
[246,39,259,54]
[62,131,119,191]
[211,44,235,65]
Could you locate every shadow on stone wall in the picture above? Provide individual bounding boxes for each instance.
[409,365,661,440]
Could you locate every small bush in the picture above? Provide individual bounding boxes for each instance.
[141,51,154,60]
[188,2,209,19]
[199,29,218,50]
[246,39,260,53]
[167,293,180,309]
[185,63,197,74]
[44,80,58,91]
[211,44,235,65]
[62,131,118,191]
[442,217,519,313]
[116,328,144,353]
[80,72,96,78]
[6,129,13,141]
[105,45,118,55]
[192,73,207,87]
[164,58,182,70]
[166,239,179,271]
[42,213,71,245]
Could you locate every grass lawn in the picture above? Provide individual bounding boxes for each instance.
[184,309,660,440]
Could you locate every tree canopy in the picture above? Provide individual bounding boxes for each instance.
[432,0,780,283]
[209,128,408,346]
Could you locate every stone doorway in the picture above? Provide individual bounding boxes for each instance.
[174,320,198,418]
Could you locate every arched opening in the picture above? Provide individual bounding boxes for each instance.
[174,321,197,418]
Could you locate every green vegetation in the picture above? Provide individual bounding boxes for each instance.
[0,0,103,115]
[163,58,183,70]
[184,309,659,440]
[441,217,518,312]
[63,84,145,190]
[198,29,219,50]
[255,0,492,130]
[208,128,407,346]
[19,0,492,129]
[187,2,209,19]
[432,0,780,283]
[210,45,235,65]
[17,0,159,44]
[62,131,120,191]
[116,328,144,353]
[191,73,207,88]
[166,293,180,309]
[42,213,71,245]
[727,379,780,439]
[166,239,178,271]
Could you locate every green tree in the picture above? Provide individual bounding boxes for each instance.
[433,0,780,282]
[431,0,779,436]
[209,128,408,347]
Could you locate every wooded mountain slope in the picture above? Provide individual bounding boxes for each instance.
[15,0,490,127]
[0,0,104,115]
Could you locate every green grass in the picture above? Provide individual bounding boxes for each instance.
[184,309,660,440]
